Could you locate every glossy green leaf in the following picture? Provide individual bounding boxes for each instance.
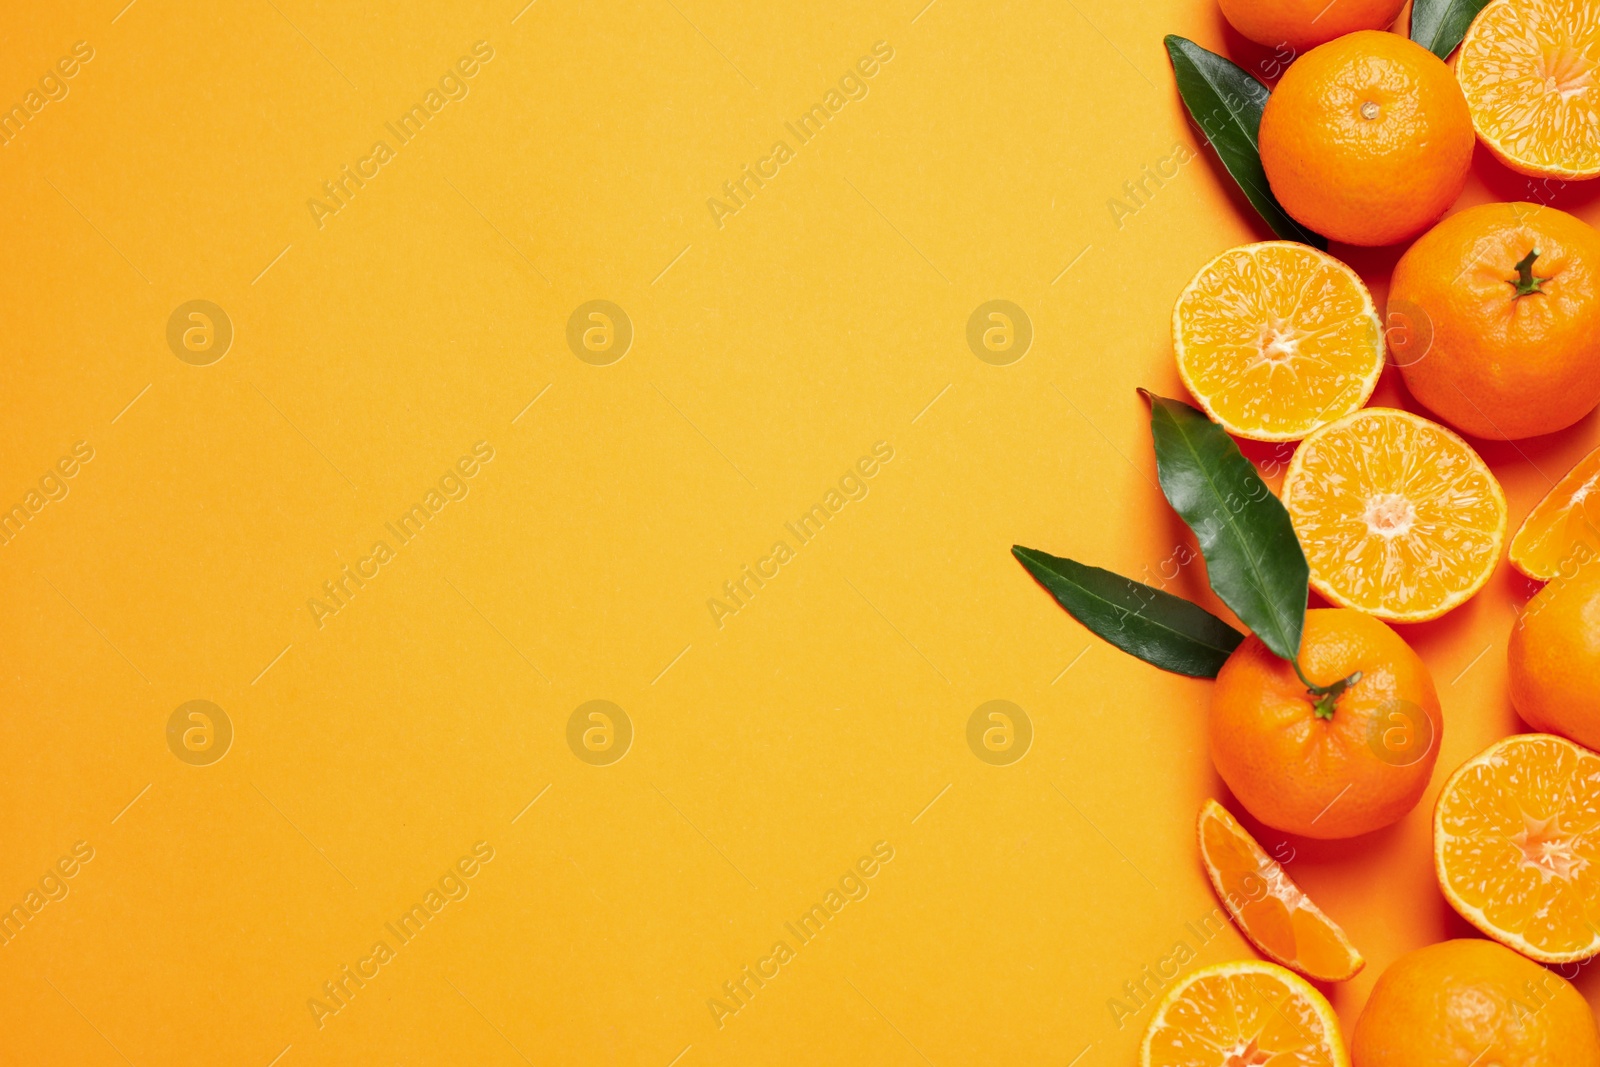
[1143,392,1308,663]
[1411,0,1492,59]
[1013,546,1245,678]
[1163,35,1326,249]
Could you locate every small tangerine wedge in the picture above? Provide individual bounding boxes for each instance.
[1281,409,1507,622]
[1511,444,1600,579]
[1141,960,1349,1067]
[1434,733,1600,963]
[1197,799,1364,981]
[1173,242,1384,442]
[1457,0,1600,181]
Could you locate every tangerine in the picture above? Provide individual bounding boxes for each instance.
[1351,938,1600,1066]
[1260,31,1474,246]
[1210,608,1441,839]
[1219,0,1406,52]
[1509,564,1600,751]
[1388,201,1600,441]
[1457,0,1600,181]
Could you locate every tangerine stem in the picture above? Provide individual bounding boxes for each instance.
[1293,659,1363,721]
[1512,248,1544,297]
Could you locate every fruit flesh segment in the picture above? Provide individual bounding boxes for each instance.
[1459,0,1600,178]
[1176,244,1381,441]
[1200,802,1362,981]
[1511,444,1600,579]
[1437,735,1600,960]
[1286,411,1504,620]
[1144,968,1339,1067]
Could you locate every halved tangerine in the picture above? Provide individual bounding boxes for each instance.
[1172,242,1384,442]
[1141,960,1349,1067]
[1457,0,1600,181]
[1435,733,1600,963]
[1280,408,1507,622]
[1510,444,1600,580]
[1197,799,1365,982]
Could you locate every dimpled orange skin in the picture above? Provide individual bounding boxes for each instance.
[1351,939,1600,1067]
[1509,566,1600,750]
[1210,609,1441,839]
[1389,202,1600,440]
[1259,32,1474,247]
[1219,0,1407,51]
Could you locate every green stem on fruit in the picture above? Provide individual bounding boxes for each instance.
[1512,248,1545,297]
[1293,659,1363,721]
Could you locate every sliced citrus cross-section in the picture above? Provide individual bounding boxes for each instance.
[1511,444,1600,580]
[1197,799,1365,982]
[1172,242,1384,442]
[1141,960,1349,1067]
[1435,733,1600,963]
[1281,408,1507,622]
[1457,0,1600,181]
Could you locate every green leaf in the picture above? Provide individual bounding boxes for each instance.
[1143,392,1308,663]
[1411,0,1492,59]
[1163,35,1326,249]
[1013,546,1245,678]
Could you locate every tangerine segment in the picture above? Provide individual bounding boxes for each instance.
[1511,444,1600,579]
[1434,733,1600,963]
[1281,409,1507,622]
[1140,960,1348,1067]
[1197,800,1365,982]
[1457,0,1600,180]
[1173,242,1384,442]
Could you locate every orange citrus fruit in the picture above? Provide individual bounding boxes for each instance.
[1388,202,1600,441]
[1510,444,1600,579]
[1219,0,1406,52]
[1351,938,1600,1066]
[1141,960,1349,1067]
[1197,799,1364,981]
[1435,733,1600,962]
[1259,31,1474,246]
[1457,0,1600,181]
[1510,564,1600,750]
[1210,608,1441,840]
[1172,242,1383,441]
[1281,408,1507,621]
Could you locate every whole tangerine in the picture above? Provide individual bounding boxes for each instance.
[1259,31,1474,247]
[1351,939,1600,1067]
[1509,564,1600,750]
[1210,608,1441,839]
[1389,201,1600,440]
[1220,0,1407,52]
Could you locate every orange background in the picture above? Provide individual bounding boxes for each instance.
[1,0,1595,1063]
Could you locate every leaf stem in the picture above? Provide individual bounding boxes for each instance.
[1293,659,1363,721]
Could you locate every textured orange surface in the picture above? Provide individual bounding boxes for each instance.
[1210,610,1441,839]
[2,1,1599,1064]
[1390,202,1600,440]
[1352,939,1600,1066]
[1260,31,1474,247]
